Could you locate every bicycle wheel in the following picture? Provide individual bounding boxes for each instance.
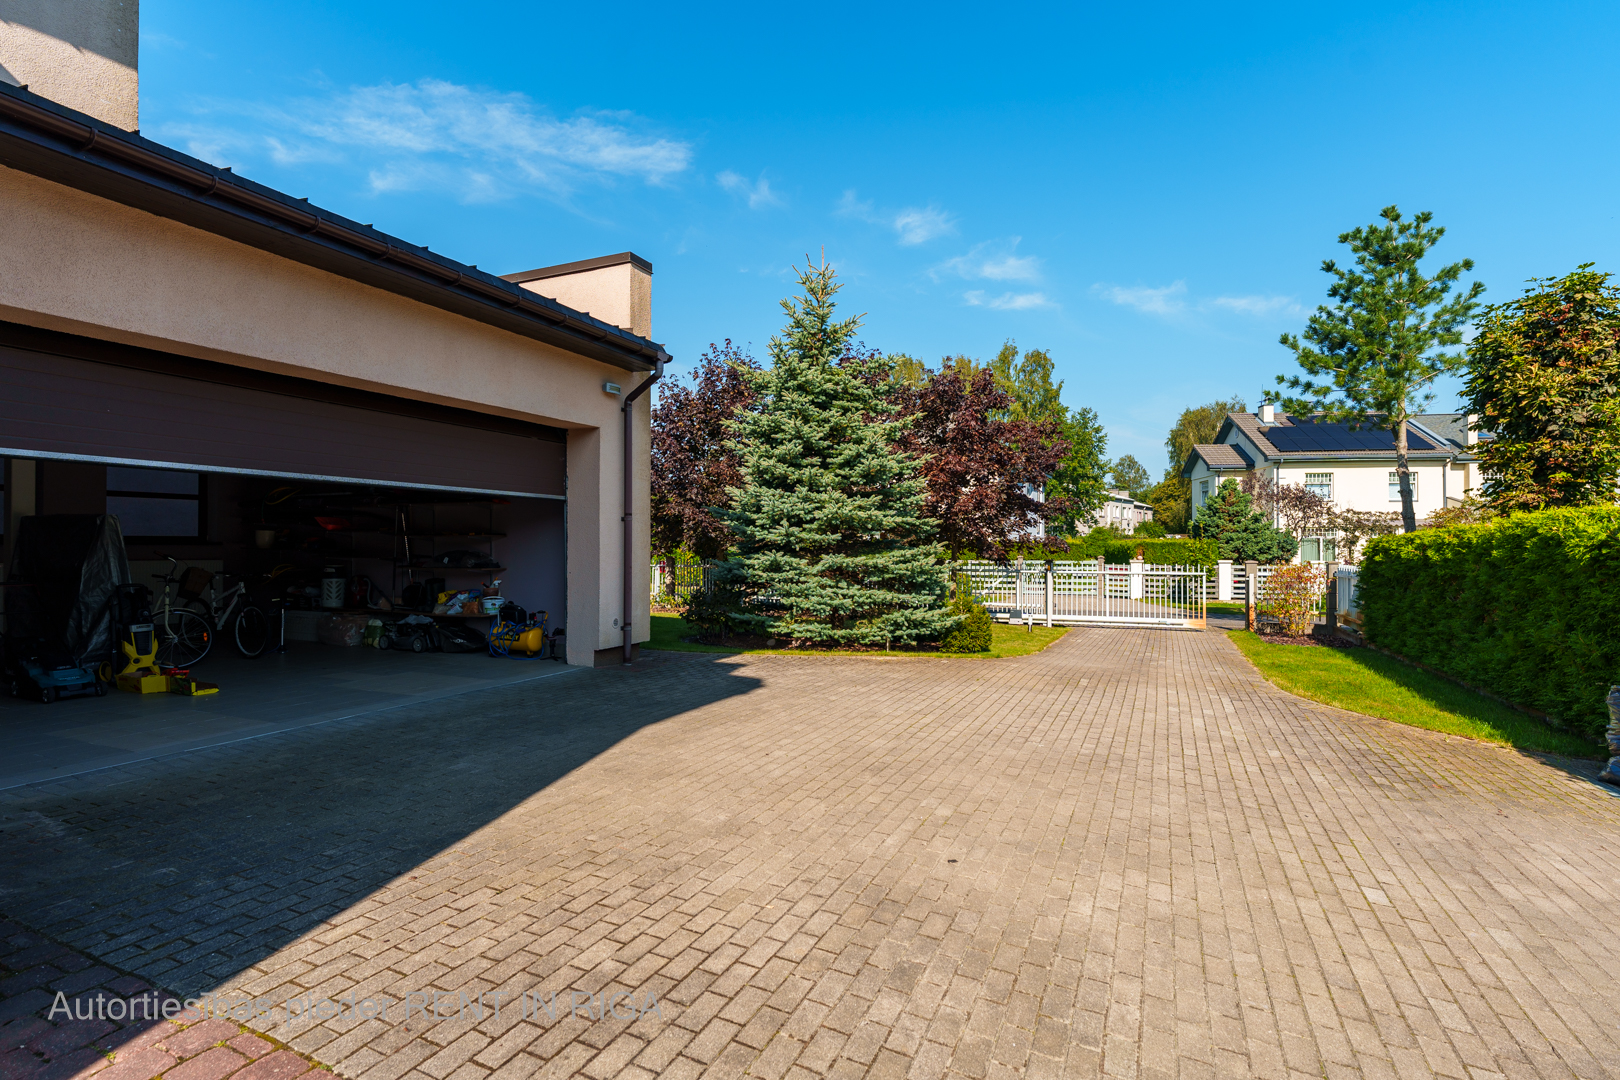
[233,605,271,658]
[156,608,213,668]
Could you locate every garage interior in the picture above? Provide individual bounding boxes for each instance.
[0,325,576,785]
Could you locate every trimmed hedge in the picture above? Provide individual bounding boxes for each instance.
[1358,506,1620,739]
[1005,534,1217,568]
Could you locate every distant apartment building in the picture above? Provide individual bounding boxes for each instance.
[1093,490,1154,532]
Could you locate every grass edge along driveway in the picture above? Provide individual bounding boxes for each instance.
[648,613,1067,659]
[1226,630,1600,758]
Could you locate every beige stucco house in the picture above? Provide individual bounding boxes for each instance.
[0,2,665,666]
[1181,405,1485,561]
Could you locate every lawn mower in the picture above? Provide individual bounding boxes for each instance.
[2,514,130,704]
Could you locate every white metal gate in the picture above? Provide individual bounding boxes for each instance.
[959,560,1206,629]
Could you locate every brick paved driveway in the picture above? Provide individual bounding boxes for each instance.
[3,630,1619,1080]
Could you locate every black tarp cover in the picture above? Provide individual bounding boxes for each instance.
[5,515,132,666]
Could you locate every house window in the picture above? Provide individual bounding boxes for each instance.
[1388,471,1418,503]
[1305,472,1332,500]
[107,467,202,539]
[1299,536,1336,563]
[1198,479,1210,504]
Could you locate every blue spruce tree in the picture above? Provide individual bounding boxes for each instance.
[723,260,955,645]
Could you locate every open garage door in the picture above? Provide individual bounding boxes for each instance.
[0,324,565,498]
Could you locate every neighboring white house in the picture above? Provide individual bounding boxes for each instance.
[1180,406,1486,561]
[1092,489,1154,532]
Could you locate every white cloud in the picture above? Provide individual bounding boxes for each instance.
[1094,281,1188,316]
[935,238,1041,282]
[965,290,1054,311]
[717,170,781,209]
[836,190,956,245]
[893,206,955,245]
[1206,294,1303,317]
[157,78,691,203]
[835,189,876,220]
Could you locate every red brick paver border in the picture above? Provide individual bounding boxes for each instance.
[0,925,327,1080]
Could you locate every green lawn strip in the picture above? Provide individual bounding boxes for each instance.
[1206,601,1245,615]
[648,614,1067,659]
[1226,631,1599,758]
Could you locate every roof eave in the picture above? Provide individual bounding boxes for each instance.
[0,83,667,373]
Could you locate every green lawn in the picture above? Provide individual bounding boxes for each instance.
[1226,631,1599,757]
[648,614,1067,659]
[1206,601,1246,615]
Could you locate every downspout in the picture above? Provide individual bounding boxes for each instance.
[621,360,664,664]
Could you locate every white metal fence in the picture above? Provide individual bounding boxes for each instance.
[654,558,1208,628]
[651,560,718,604]
[957,560,1207,628]
[656,557,1351,628]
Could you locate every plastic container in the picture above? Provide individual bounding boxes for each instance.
[320,567,345,609]
[480,596,504,615]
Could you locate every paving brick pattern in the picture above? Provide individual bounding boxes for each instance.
[2,629,1619,1079]
[0,925,324,1080]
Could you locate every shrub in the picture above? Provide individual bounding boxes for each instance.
[1101,537,1218,569]
[1133,520,1168,539]
[1005,534,1216,568]
[940,577,993,653]
[678,564,747,643]
[1260,563,1322,636]
[1190,479,1297,563]
[1358,505,1620,738]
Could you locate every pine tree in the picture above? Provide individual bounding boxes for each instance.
[1189,480,1297,563]
[723,260,955,645]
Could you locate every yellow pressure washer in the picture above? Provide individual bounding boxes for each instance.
[114,621,168,694]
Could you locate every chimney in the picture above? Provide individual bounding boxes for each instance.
[503,252,652,339]
[1257,403,1275,424]
[0,0,139,130]
[1464,413,1479,447]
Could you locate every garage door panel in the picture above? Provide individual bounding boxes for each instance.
[0,345,564,497]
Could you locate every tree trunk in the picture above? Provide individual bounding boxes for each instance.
[1395,418,1417,532]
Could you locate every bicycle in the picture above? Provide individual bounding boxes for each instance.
[150,557,272,666]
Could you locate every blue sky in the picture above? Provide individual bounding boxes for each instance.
[141,1,1620,475]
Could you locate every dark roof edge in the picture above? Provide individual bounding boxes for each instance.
[503,251,653,284]
[0,83,667,373]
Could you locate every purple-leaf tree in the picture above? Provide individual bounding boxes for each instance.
[650,339,760,559]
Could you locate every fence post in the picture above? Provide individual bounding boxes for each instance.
[1044,563,1053,628]
[1244,559,1259,631]
[1216,559,1233,602]
[1324,559,1339,633]
[1129,557,1144,601]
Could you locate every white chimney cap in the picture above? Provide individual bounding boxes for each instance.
[1258,403,1275,424]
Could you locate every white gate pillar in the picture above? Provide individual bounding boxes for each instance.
[1216,559,1233,602]
[1044,565,1053,628]
[1129,557,1145,600]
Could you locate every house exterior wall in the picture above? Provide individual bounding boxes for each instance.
[0,162,650,665]
[1092,491,1153,531]
[0,0,138,130]
[1271,461,1448,516]
[519,262,652,340]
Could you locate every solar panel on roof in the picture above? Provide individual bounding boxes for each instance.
[1263,420,1435,454]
